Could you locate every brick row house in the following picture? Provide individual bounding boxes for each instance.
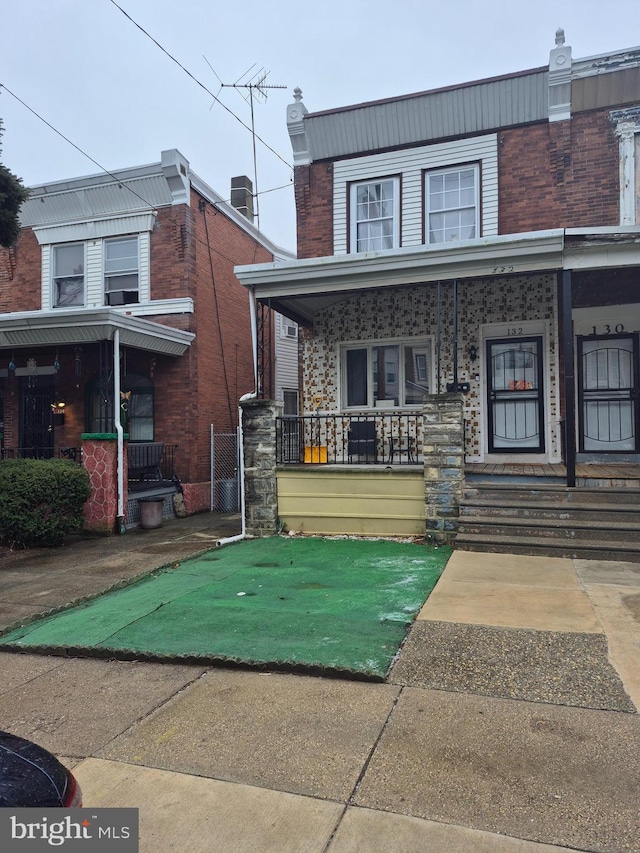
[236,33,640,559]
[0,150,293,529]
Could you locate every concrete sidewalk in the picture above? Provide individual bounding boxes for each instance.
[1,519,639,852]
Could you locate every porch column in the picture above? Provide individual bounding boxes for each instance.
[422,394,465,544]
[241,398,281,537]
[561,270,576,487]
[81,433,129,534]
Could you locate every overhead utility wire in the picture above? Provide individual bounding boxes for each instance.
[0,84,292,268]
[107,0,292,170]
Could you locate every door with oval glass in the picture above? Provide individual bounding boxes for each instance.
[578,334,639,453]
[487,337,544,453]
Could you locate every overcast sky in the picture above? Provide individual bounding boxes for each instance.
[1,0,639,251]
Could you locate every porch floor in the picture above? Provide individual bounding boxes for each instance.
[465,463,640,483]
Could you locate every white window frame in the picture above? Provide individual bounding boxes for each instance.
[349,177,400,253]
[340,337,433,410]
[612,111,640,225]
[104,235,140,306]
[52,242,86,308]
[281,315,298,339]
[426,163,479,244]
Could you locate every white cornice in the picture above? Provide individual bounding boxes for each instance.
[235,231,566,296]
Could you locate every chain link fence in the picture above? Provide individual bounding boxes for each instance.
[211,429,240,512]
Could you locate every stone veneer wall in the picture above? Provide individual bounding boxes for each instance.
[181,482,211,515]
[241,398,281,537]
[423,394,465,543]
[302,274,559,458]
[81,434,128,534]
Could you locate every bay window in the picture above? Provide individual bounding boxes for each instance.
[342,339,432,408]
[350,177,400,253]
[426,164,479,244]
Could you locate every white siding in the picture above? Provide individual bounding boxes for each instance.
[275,313,299,403]
[40,245,51,310]
[333,134,498,254]
[85,240,102,308]
[139,231,150,302]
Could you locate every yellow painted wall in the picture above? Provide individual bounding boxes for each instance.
[276,466,425,536]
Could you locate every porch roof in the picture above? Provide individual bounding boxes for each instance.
[235,228,640,325]
[0,308,194,356]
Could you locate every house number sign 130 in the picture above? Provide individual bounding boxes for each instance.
[591,324,625,335]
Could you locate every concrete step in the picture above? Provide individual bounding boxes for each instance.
[463,484,640,505]
[454,532,640,562]
[459,501,640,524]
[458,515,640,543]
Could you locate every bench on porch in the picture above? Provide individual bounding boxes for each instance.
[127,442,164,481]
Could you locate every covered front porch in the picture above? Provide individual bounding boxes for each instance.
[236,228,640,555]
[0,308,194,531]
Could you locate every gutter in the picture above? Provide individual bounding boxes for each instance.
[216,288,259,548]
[113,329,125,534]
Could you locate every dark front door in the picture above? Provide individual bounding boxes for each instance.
[487,337,545,453]
[20,378,55,458]
[578,334,639,453]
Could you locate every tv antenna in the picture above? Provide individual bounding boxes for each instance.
[204,60,286,228]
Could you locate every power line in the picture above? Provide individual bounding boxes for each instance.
[0,83,292,268]
[107,0,292,170]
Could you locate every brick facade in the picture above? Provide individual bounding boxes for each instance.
[294,107,622,257]
[0,172,278,509]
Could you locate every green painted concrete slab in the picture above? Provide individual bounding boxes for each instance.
[0,537,450,678]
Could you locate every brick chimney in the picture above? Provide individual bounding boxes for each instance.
[230,175,254,223]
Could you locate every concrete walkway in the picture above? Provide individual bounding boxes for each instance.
[1,517,639,852]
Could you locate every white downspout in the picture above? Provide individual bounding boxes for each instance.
[113,329,125,533]
[216,288,259,547]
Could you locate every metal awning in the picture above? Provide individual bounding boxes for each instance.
[235,228,640,325]
[0,308,194,356]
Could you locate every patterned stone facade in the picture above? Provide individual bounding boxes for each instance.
[423,395,465,543]
[241,398,281,537]
[302,273,560,460]
[81,435,127,534]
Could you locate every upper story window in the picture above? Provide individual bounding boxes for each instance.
[426,164,479,244]
[53,243,85,308]
[349,177,400,253]
[342,338,432,409]
[104,236,139,305]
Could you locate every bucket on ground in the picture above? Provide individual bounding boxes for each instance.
[138,496,164,529]
[217,479,239,512]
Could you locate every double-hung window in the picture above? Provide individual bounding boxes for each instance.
[104,236,139,305]
[426,164,479,244]
[53,243,85,307]
[342,339,432,408]
[350,177,400,253]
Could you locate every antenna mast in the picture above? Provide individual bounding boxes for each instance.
[205,62,286,229]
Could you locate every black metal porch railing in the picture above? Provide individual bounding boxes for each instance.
[0,447,82,462]
[277,413,422,465]
[127,442,177,482]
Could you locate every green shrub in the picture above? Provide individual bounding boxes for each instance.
[0,458,91,548]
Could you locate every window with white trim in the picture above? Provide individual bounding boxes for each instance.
[426,164,479,244]
[104,236,139,305]
[349,177,400,253]
[612,109,640,225]
[342,339,432,408]
[52,243,85,307]
[281,315,298,338]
